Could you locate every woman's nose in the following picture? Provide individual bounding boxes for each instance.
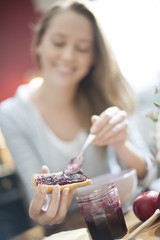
[61,46,75,61]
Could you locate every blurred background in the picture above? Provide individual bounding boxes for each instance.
[1,0,160,102]
[0,0,160,239]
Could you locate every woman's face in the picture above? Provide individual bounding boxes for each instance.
[37,9,95,88]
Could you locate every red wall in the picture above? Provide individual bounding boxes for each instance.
[0,0,41,102]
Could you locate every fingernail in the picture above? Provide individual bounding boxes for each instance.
[54,185,60,193]
[40,185,48,194]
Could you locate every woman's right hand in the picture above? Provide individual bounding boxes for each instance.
[29,165,76,226]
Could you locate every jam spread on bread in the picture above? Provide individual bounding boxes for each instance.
[35,171,89,186]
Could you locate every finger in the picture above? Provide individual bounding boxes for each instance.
[95,118,128,142]
[93,119,114,140]
[94,120,128,145]
[97,126,128,146]
[108,110,127,125]
[41,165,50,174]
[55,188,70,224]
[112,119,128,133]
[90,107,118,134]
[44,185,60,224]
[29,185,48,219]
[91,115,99,124]
[106,130,128,146]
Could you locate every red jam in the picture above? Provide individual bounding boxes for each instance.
[35,172,88,186]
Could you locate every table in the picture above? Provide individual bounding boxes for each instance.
[10,207,160,240]
[124,209,160,239]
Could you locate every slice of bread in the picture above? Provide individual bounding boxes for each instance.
[31,171,92,194]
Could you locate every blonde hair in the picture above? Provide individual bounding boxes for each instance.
[33,0,137,130]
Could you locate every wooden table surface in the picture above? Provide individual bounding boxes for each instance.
[10,207,160,240]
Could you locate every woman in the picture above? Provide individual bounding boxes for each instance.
[0,0,155,226]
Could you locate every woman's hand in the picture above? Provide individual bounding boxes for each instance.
[29,165,76,226]
[90,106,128,149]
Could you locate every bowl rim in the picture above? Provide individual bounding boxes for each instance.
[92,168,137,182]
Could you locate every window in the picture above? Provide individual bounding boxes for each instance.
[91,0,160,92]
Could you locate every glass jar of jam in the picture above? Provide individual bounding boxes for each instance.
[76,183,127,240]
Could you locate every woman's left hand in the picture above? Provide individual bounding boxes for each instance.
[29,165,76,226]
[90,106,128,148]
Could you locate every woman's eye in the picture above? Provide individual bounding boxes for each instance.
[53,41,65,47]
[76,47,90,53]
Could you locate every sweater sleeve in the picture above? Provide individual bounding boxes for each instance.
[0,109,43,207]
[127,120,158,188]
[107,119,158,188]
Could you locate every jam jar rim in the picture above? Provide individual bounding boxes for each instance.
[76,182,116,203]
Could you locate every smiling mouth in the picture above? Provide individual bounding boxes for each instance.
[56,64,75,74]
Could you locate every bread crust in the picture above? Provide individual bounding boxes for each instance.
[31,172,92,194]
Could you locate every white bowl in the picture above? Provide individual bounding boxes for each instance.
[77,169,138,208]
